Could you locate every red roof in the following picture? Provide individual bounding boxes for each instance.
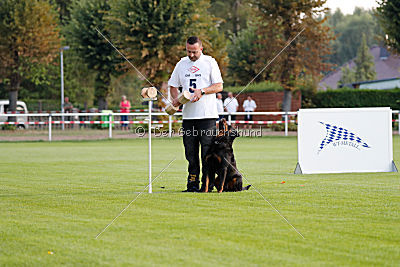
[319,46,400,90]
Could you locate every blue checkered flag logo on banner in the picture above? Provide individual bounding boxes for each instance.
[318,122,370,153]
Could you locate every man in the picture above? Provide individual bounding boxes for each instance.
[64,97,73,113]
[168,36,223,192]
[223,92,238,127]
[243,95,257,129]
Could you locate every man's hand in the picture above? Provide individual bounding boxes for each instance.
[191,88,202,102]
[172,98,180,107]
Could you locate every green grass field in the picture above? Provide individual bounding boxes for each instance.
[1,137,399,266]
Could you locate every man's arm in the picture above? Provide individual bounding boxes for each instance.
[191,83,223,102]
[169,86,180,107]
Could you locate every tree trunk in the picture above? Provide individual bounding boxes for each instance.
[282,89,292,113]
[98,97,108,111]
[94,73,110,111]
[8,90,18,122]
[7,71,21,122]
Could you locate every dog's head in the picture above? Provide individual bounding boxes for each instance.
[215,118,239,146]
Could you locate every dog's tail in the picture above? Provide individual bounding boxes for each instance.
[242,185,251,191]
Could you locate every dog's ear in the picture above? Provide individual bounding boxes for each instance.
[218,119,229,136]
[220,119,228,131]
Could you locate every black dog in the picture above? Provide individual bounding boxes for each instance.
[201,119,251,193]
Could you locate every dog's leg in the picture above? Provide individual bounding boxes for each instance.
[204,175,209,193]
[207,168,216,192]
[218,168,227,193]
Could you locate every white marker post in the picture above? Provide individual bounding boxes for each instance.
[143,96,156,193]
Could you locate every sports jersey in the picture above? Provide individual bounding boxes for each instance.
[168,53,223,119]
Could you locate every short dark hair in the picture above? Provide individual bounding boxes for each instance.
[187,36,202,46]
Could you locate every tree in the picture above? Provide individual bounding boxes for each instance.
[338,64,355,87]
[354,34,376,82]
[227,25,259,85]
[376,0,400,54]
[337,34,376,87]
[65,0,121,110]
[209,0,251,37]
[49,0,73,25]
[107,0,228,87]
[252,0,334,112]
[0,0,60,114]
[328,8,344,28]
[327,8,385,68]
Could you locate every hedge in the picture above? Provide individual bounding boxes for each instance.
[224,81,283,94]
[313,88,400,110]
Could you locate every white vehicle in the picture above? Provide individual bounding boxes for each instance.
[0,100,29,129]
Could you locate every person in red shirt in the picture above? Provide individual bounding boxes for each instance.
[120,95,131,130]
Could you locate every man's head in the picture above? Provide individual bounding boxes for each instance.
[186,36,203,62]
[65,97,69,103]
[217,93,222,99]
[228,92,233,98]
[247,95,252,100]
[122,95,127,101]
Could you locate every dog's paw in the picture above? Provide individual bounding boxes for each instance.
[243,185,252,191]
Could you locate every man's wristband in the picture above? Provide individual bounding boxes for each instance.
[201,88,206,95]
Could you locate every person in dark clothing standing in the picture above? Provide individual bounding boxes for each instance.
[168,36,224,192]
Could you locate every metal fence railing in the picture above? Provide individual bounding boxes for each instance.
[0,110,399,142]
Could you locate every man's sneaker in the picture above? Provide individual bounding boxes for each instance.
[182,181,200,192]
[182,186,200,193]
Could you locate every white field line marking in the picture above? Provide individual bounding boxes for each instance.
[95,157,176,239]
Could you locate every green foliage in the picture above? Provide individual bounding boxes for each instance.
[327,8,344,27]
[107,0,197,84]
[23,99,60,111]
[224,81,283,94]
[313,88,400,109]
[0,0,60,111]
[376,0,400,54]
[338,64,355,86]
[337,34,376,87]
[209,0,251,37]
[354,34,376,81]
[296,75,318,108]
[108,72,144,110]
[107,0,228,85]
[0,125,17,131]
[327,8,385,68]
[227,25,259,85]
[65,0,121,110]
[49,0,73,25]
[251,0,333,112]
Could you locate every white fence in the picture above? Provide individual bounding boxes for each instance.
[0,110,399,141]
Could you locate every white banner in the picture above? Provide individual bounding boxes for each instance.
[297,107,396,174]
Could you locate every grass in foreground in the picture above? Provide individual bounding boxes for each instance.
[0,137,399,266]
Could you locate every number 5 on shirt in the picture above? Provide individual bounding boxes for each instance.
[189,79,196,93]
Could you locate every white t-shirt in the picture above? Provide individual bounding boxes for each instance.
[224,97,239,113]
[168,53,223,119]
[243,99,257,112]
[216,99,224,113]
